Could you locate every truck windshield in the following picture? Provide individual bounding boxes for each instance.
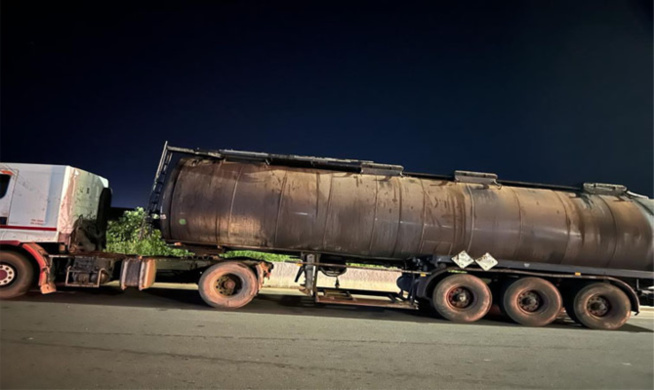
[0,174,10,198]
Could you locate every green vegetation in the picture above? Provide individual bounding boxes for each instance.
[347,263,394,269]
[223,250,296,262]
[105,208,294,261]
[106,208,192,257]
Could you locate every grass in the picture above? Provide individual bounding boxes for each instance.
[223,250,297,262]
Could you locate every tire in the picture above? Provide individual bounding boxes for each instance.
[198,262,258,309]
[570,283,631,330]
[0,251,35,299]
[500,277,562,327]
[432,274,492,323]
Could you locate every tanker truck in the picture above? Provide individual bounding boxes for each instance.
[1,143,652,330]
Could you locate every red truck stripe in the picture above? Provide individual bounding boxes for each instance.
[0,225,57,232]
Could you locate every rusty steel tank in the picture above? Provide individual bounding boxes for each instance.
[157,151,654,271]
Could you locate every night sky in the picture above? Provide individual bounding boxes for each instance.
[2,1,652,207]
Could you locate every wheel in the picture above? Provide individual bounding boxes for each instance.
[500,277,562,327]
[569,283,631,330]
[198,262,258,309]
[432,274,492,323]
[0,251,35,299]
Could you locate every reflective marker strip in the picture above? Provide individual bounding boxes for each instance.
[0,225,57,232]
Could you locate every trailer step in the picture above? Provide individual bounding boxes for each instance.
[314,287,418,310]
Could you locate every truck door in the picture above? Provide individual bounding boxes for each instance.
[0,169,18,226]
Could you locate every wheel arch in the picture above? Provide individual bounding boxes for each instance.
[415,269,462,300]
[560,278,640,315]
[1,242,39,283]
[596,279,639,315]
[0,241,54,292]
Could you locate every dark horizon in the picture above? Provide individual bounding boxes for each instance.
[2,1,652,207]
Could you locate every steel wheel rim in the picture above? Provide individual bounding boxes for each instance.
[517,290,543,313]
[446,286,474,309]
[0,263,16,287]
[587,295,611,318]
[215,274,243,297]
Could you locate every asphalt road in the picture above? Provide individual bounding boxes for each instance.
[1,286,653,389]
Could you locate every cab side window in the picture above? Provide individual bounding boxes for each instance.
[0,174,10,198]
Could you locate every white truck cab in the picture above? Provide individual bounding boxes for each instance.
[0,163,110,250]
[0,163,111,298]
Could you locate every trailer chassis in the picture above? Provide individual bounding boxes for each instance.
[2,241,652,330]
[288,254,653,314]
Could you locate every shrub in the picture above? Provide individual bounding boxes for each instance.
[105,208,293,261]
[223,250,295,262]
[105,207,191,256]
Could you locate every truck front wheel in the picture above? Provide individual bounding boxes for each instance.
[568,283,630,330]
[500,277,562,327]
[0,251,34,299]
[198,262,258,309]
[432,274,492,323]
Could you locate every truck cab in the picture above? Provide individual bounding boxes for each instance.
[0,163,110,297]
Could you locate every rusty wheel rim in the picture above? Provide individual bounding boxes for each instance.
[587,295,611,317]
[215,274,242,297]
[0,263,16,287]
[517,290,543,313]
[446,286,474,309]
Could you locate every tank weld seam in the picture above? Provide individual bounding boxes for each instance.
[367,179,380,255]
[418,179,427,254]
[321,174,335,248]
[315,172,320,216]
[273,170,289,246]
[226,165,244,240]
[464,184,475,253]
[391,177,403,258]
[553,190,573,265]
[211,160,222,242]
[597,195,620,269]
[509,186,522,260]
[448,191,459,255]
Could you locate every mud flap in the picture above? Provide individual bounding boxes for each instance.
[40,280,56,294]
[120,258,157,290]
[21,243,57,295]
[255,261,273,290]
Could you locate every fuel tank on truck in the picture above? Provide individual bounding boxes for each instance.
[157,152,654,272]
